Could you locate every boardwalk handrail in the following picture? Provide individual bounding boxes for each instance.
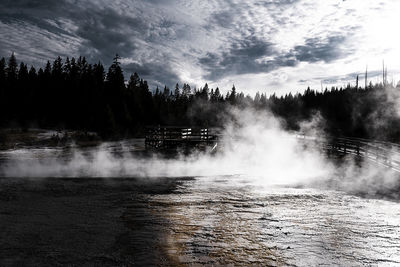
[145,126,400,171]
[295,133,400,172]
[145,126,219,150]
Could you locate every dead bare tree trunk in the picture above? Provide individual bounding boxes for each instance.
[356,75,359,89]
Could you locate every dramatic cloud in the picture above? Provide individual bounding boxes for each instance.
[291,36,350,63]
[1,0,400,94]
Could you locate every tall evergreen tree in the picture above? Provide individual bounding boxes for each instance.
[174,83,180,100]
[52,56,63,78]
[6,53,18,81]
[107,54,124,88]
[227,85,236,104]
[0,57,6,83]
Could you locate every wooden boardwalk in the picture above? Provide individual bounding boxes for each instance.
[145,126,400,171]
[145,126,219,151]
[296,134,400,172]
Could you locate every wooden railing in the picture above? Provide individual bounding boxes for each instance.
[145,126,219,150]
[145,126,400,171]
[295,134,400,172]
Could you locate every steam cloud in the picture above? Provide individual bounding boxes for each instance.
[0,108,330,181]
[0,107,399,198]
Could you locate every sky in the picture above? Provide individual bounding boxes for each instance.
[1,0,400,95]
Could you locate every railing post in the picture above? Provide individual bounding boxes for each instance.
[356,143,360,156]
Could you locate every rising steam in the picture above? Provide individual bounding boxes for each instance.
[0,108,332,183]
[1,107,399,198]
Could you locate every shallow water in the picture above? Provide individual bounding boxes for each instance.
[1,141,400,265]
[148,176,400,266]
[1,176,400,266]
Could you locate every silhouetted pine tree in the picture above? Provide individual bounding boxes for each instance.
[2,53,400,142]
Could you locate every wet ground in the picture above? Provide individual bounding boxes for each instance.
[1,176,400,266]
[1,136,400,266]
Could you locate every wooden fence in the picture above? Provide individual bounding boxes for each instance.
[145,126,400,172]
[296,134,400,172]
[145,126,219,151]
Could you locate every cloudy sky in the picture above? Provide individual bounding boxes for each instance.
[1,0,400,95]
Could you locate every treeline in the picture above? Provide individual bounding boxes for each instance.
[1,53,400,141]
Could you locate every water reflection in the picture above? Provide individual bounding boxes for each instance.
[1,141,400,265]
[151,176,400,266]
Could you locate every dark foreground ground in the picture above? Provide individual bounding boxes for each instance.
[1,177,400,266]
[0,178,192,266]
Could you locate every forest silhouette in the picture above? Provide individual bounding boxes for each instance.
[1,53,400,141]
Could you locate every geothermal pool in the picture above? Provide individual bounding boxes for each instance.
[1,176,400,266]
[1,141,400,266]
